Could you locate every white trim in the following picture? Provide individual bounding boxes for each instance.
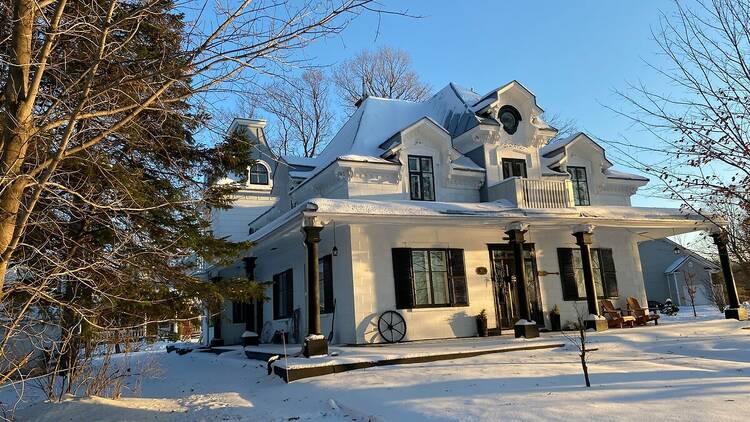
[246,161,273,190]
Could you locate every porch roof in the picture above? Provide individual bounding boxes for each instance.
[248,198,720,244]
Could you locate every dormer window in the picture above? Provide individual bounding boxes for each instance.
[498,105,521,135]
[249,162,269,185]
[408,155,435,201]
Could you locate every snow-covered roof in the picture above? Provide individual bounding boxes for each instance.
[604,168,649,182]
[281,155,319,169]
[540,133,649,182]
[452,156,485,172]
[289,85,479,192]
[248,198,714,243]
[664,255,719,274]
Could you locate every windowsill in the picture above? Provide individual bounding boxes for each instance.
[564,296,618,302]
[403,304,470,312]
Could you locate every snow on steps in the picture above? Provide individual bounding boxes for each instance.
[270,341,565,383]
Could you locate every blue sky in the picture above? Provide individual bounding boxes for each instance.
[293,1,683,206]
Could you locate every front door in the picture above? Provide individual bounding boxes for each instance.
[489,244,543,329]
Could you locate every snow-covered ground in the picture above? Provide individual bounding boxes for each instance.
[4,305,750,421]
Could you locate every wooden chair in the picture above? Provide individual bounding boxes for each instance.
[627,297,660,326]
[600,299,636,328]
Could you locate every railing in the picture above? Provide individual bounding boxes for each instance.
[487,177,574,208]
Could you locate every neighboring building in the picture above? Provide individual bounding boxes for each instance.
[638,238,720,307]
[205,80,718,346]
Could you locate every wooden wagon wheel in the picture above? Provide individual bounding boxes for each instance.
[377,310,406,343]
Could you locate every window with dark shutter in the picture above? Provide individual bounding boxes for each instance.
[448,249,469,306]
[392,248,414,309]
[392,248,469,309]
[232,301,247,323]
[318,255,334,314]
[558,247,618,300]
[598,249,618,297]
[273,269,293,319]
[557,248,580,301]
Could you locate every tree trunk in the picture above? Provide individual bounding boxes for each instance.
[0,0,36,295]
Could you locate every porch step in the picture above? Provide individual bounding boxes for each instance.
[271,342,565,383]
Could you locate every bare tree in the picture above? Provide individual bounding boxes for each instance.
[682,269,699,317]
[612,0,750,247]
[704,275,727,312]
[0,0,397,410]
[257,69,335,157]
[562,308,595,387]
[542,112,579,143]
[333,45,431,108]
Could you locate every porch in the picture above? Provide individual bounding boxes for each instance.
[244,334,565,382]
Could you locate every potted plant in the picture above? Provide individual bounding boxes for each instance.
[549,305,561,331]
[476,309,488,337]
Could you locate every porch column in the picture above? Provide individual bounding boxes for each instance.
[302,219,328,356]
[573,226,607,331]
[505,222,539,339]
[711,231,748,321]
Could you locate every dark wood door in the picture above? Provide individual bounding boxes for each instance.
[489,244,543,329]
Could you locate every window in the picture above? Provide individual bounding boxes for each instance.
[232,301,248,323]
[249,163,269,185]
[273,269,293,319]
[392,248,468,308]
[318,255,334,314]
[567,166,590,206]
[408,155,435,201]
[497,105,522,135]
[557,248,618,301]
[502,158,527,179]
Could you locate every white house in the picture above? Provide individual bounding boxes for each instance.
[203,80,744,350]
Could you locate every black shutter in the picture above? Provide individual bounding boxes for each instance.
[392,248,414,309]
[285,269,294,318]
[322,255,334,313]
[448,249,469,306]
[557,248,579,301]
[599,249,618,298]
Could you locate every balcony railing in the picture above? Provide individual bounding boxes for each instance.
[487,177,574,208]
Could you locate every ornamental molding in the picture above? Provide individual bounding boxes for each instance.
[446,170,484,189]
[338,166,401,184]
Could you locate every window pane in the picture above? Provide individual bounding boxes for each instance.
[431,271,450,305]
[593,270,604,297]
[429,250,447,272]
[574,269,587,298]
[411,251,428,272]
[420,157,433,173]
[410,175,421,200]
[408,156,420,172]
[413,271,430,305]
[422,174,435,201]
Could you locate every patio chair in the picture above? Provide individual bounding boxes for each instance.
[600,299,636,328]
[626,297,660,326]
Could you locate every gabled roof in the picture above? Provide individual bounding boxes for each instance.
[664,254,720,274]
[540,132,648,182]
[646,238,720,273]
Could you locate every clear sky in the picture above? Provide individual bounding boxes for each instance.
[293,0,683,207]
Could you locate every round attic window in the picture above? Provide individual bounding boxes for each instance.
[498,105,521,135]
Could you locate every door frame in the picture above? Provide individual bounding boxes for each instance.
[487,243,543,329]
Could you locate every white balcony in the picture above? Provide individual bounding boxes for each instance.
[487,177,575,208]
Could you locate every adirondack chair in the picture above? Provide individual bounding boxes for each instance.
[600,299,636,328]
[627,297,660,326]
